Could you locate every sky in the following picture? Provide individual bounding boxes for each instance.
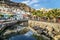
[11,0,60,9]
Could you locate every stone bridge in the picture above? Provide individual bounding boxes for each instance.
[0,19,28,36]
[28,20,60,40]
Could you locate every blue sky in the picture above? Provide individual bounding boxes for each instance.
[11,0,60,9]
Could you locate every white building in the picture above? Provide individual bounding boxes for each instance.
[15,10,26,20]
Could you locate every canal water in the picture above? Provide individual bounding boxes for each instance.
[8,25,36,40]
[9,31,36,40]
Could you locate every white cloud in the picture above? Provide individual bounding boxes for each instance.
[34,4,38,6]
[31,0,39,3]
[21,0,39,5]
[34,4,40,7]
[21,0,30,5]
[10,0,12,1]
[21,0,40,9]
[29,0,39,5]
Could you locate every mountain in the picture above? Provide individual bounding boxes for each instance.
[0,0,35,13]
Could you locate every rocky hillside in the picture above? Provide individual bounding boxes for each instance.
[0,0,35,12]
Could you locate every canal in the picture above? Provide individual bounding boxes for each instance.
[2,24,36,40]
[9,30,36,40]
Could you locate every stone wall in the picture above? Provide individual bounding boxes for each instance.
[28,20,60,40]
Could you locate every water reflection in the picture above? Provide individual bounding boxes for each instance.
[24,30,34,36]
[9,30,36,40]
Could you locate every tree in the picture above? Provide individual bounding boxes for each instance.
[32,11,37,15]
[44,11,51,22]
[36,10,43,20]
[50,9,58,23]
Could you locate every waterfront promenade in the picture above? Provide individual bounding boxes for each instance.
[28,20,60,40]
